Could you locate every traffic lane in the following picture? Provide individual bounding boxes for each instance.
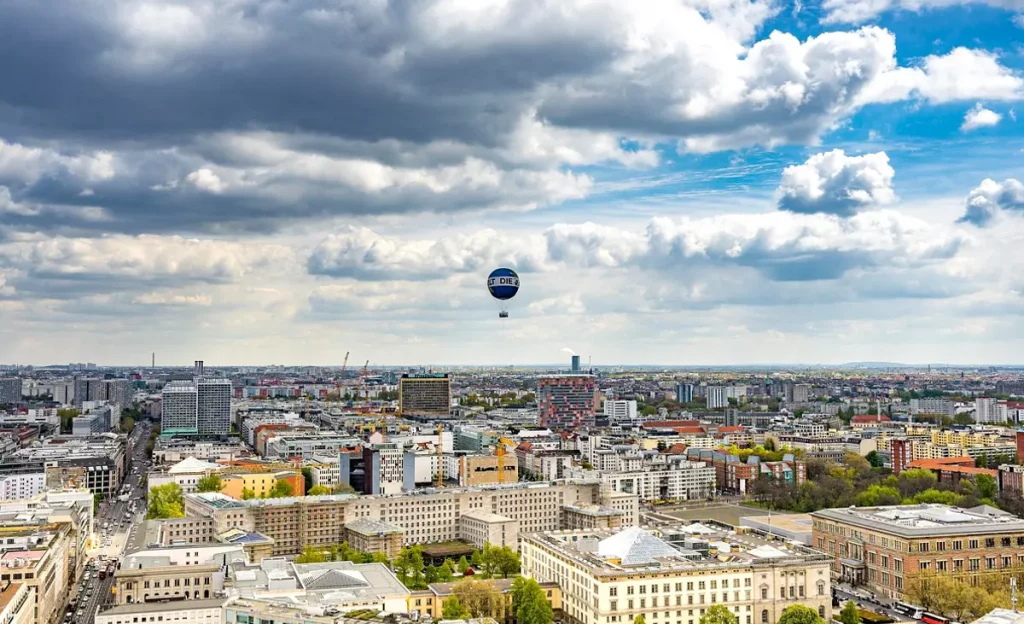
[833,587,907,622]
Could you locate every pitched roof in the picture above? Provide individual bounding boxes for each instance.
[597,527,681,566]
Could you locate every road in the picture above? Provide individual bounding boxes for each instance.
[833,584,911,623]
[63,420,152,624]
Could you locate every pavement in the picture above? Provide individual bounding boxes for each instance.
[833,583,913,622]
[64,420,152,624]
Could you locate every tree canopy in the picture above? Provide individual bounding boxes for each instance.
[699,605,738,624]
[838,601,860,624]
[195,474,223,493]
[777,605,823,624]
[147,483,184,519]
[512,577,553,624]
[452,578,506,620]
[295,545,327,564]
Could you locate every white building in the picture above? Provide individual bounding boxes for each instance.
[0,473,46,501]
[197,378,232,436]
[162,381,199,435]
[147,458,223,494]
[308,457,341,489]
[975,398,1007,424]
[603,400,638,424]
[909,398,956,417]
[597,461,716,502]
[707,386,728,409]
[96,598,226,624]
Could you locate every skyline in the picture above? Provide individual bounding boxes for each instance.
[2,1,1024,364]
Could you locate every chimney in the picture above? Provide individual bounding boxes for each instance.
[195,360,204,377]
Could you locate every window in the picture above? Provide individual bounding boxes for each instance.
[817,582,825,596]
[761,587,768,600]
[919,542,929,553]
[818,607,826,618]
[688,583,694,591]
[762,610,769,624]
[611,601,618,611]
[953,540,963,550]
[628,587,635,596]
[986,538,995,548]
[711,581,717,590]
[611,588,618,597]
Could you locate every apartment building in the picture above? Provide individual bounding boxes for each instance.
[909,398,956,417]
[597,461,716,503]
[399,374,451,418]
[0,584,34,624]
[538,375,599,430]
[521,526,832,624]
[185,481,638,556]
[0,514,77,624]
[812,504,1024,601]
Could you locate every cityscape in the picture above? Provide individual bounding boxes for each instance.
[3,3,1024,624]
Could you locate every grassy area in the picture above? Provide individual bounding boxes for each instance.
[662,503,793,526]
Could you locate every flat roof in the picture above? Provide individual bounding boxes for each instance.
[97,598,227,616]
[812,504,1024,538]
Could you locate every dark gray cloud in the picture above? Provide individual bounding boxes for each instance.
[959,178,1024,226]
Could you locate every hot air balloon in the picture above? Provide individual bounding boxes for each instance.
[487,268,519,318]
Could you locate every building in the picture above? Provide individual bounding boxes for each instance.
[521,526,833,624]
[197,378,232,435]
[13,434,129,497]
[147,458,224,494]
[113,543,245,604]
[0,378,21,404]
[792,384,811,404]
[344,519,404,558]
[96,599,226,624]
[812,504,1024,601]
[0,584,34,624]
[891,438,913,475]
[0,472,45,501]
[363,443,405,495]
[599,461,716,502]
[996,381,1024,396]
[975,398,1007,424]
[399,374,451,418]
[410,578,561,621]
[707,386,728,409]
[571,355,581,372]
[457,454,519,486]
[604,400,638,424]
[676,384,694,404]
[459,510,518,549]
[162,381,199,435]
[184,480,639,557]
[909,398,956,417]
[538,375,599,430]
[72,413,106,436]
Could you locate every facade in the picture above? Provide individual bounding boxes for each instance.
[459,510,518,549]
[197,378,232,436]
[96,599,226,624]
[538,375,599,430]
[0,584,34,624]
[398,374,451,418]
[521,526,833,624]
[600,462,716,502]
[812,504,1024,601]
[707,386,728,409]
[909,398,956,417]
[676,384,694,404]
[162,381,200,435]
[604,400,638,424]
[975,398,1007,424]
[114,544,244,604]
[0,378,21,404]
[344,519,404,558]
[185,481,639,556]
[0,472,45,501]
[458,454,519,486]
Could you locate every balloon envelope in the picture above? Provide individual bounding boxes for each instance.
[487,268,520,301]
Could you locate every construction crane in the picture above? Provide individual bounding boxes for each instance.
[336,351,350,406]
[436,424,444,488]
[495,436,517,484]
[360,360,370,412]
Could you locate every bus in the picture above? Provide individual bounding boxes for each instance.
[921,613,950,624]
[894,603,924,619]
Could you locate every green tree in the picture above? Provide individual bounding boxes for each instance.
[195,474,223,493]
[119,416,136,435]
[301,467,313,492]
[146,483,184,519]
[241,488,256,500]
[57,408,80,434]
[295,545,327,564]
[975,474,998,500]
[764,438,777,452]
[838,601,860,624]
[333,483,357,494]
[457,555,471,574]
[452,578,506,619]
[443,596,470,620]
[269,480,293,498]
[478,543,520,578]
[438,559,456,583]
[777,604,823,624]
[699,605,738,624]
[865,451,882,468]
[370,551,389,564]
[512,577,554,624]
[634,616,647,624]
[856,485,901,506]
[394,546,427,590]
[425,564,440,584]
[307,485,331,496]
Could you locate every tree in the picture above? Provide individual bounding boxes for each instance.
[478,543,520,578]
[764,438,777,452]
[195,474,223,493]
[443,596,470,620]
[57,408,80,434]
[457,555,471,574]
[856,485,901,507]
[452,578,506,619]
[394,546,427,590]
[241,488,256,500]
[838,601,860,624]
[425,564,440,584]
[634,616,647,624]
[699,605,738,624]
[147,483,184,519]
[777,604,823,624]
[865,451,882,468]
[438,559,456,583]
[512,577,553,624]
[295,545,327,564]
[307,485,331,496]
[975,474,998,500]
[333,483,357,495]
[120,416,136,435]
[301,467,313,492]
[269,480,293,498]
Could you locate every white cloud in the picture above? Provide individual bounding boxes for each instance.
[823,0,1024,24]
[961,103,1002,132]
[861,48,1024,105]
[132,292,213,306]
[959,178,1024,226]
[0,138,115,185]
[777,150,896,216]
[185,168,226,193]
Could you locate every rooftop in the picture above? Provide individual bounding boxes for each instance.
[97,598,227,616]
[812,504,1024,537]
[344,518,404,536]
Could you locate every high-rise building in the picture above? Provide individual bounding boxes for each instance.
[103,379,134,411]
[538,375,598,430]
[707,386,728,409]
[571,355,581,372]
[399,374,451,418]
[890,438,912,475]
[975,397,1006,423]
[0,378,21,404]
[675,383,694,404]
[73,377,106,406]
[603,399,637,424]
[793,383,810,403]
[197,378,231,435]
[161,380,199,435]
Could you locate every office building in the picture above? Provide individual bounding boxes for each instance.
[521,525,833,624]
[185,480,638,557]
[707,386,728,409]
[96,599,226,624]
[538,375,598,430]
[0,584,34,624]
[813,504,1024,601]
[975,398,1007,424]
[162,381,199,435]
[604,400,638,424]
[676,384,694,404]
[909,398,956,417]
[113,544,244,604]
[197,378,231,435]
[399,374,451,418]
[0,378,21,404]
[0,472,45,501]
[598,460,716,502]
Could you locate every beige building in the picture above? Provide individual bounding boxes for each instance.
[0,583,35,624]
[562,504,626,530]
[344,519,404,558]
[96,598,226,624]
[460,454,518,486]
[521,527,833,624]
[114,544,245,604]
[155,516,216,544]
[459,510,518,549]
[0,520,75,624]
[399,374,451,418]
[185,481,638,557]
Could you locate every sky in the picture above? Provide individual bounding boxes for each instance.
[2,0,1024,367]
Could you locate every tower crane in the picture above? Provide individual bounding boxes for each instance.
[495,436,517,484]
[336,351,350,405]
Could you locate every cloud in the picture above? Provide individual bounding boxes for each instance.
[311,210,964,284]
[822,0,1024,24]
[961,103,1002,132]
[132,291,213,306]
[777,150,896,216]
[959,178,1024,226]
[185,168,226,193]
[861,48,1024,105]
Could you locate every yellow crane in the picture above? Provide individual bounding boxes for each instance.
[436,424,445,488]
[495,436,516,484]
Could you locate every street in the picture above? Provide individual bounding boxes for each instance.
[833,584,911,623]
[63,420,152,624]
